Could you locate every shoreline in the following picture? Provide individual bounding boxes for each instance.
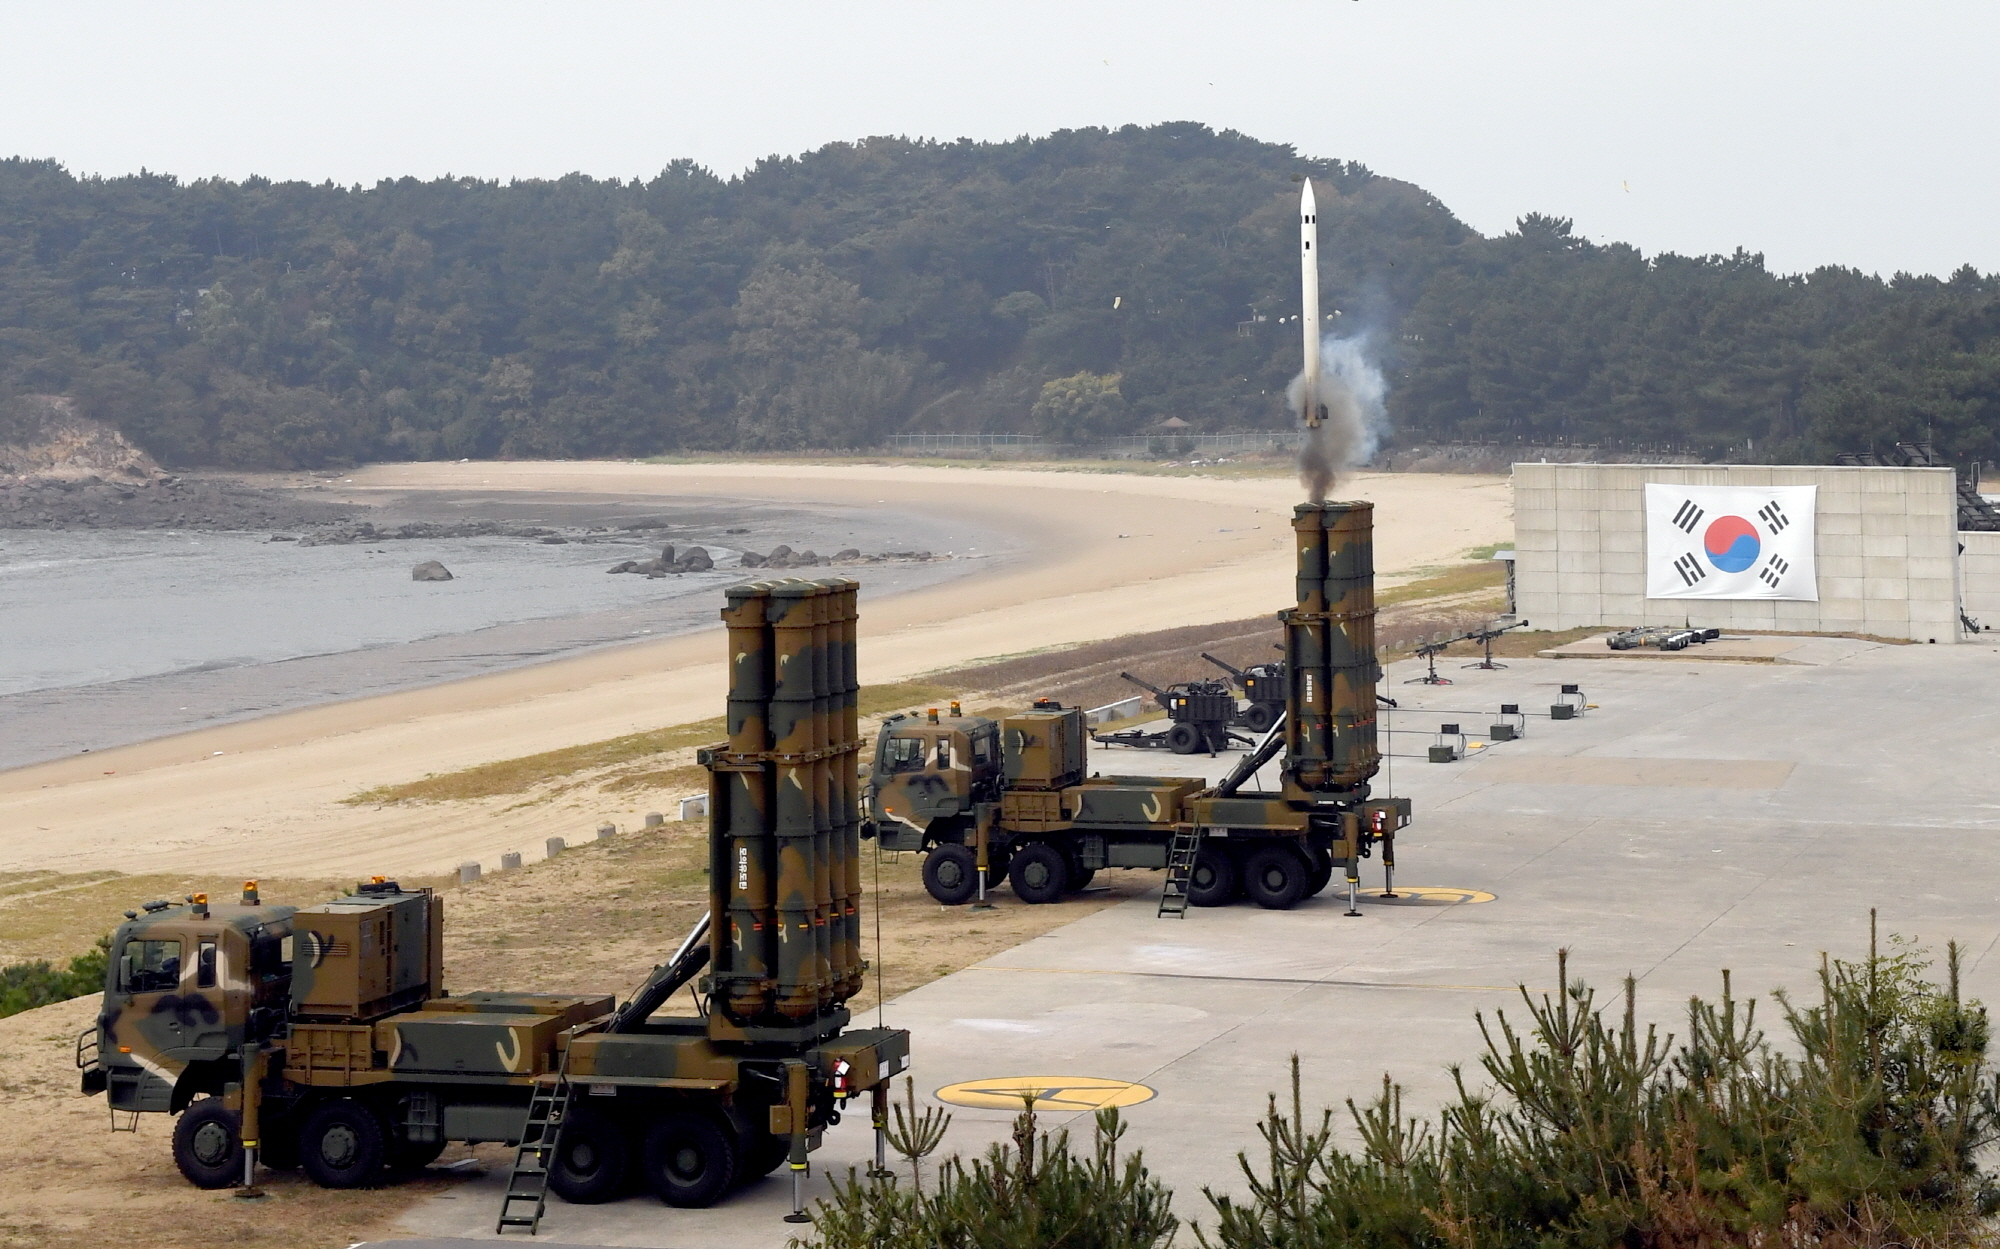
[0,461,1512,878]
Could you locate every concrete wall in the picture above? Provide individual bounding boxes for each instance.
[1513,463,1964,643]
[1962,531,2000,631]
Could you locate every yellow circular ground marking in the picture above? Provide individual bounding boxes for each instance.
[935,1076,1157,1111]
[1357,886,1496,906]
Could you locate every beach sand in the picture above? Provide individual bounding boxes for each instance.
[0,461,1510,879]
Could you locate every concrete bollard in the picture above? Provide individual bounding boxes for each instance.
[501,851,522,870]
[597,822,616,841]
[458,862,481,884]
[545,836,565,858]
[644,811,664,828]
[678,794,709,822]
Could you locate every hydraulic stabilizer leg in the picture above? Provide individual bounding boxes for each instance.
[1342,811,1363,918]
[868,1082,893,1178]
[1379,810,1398,899]
[784,1061,811,1223]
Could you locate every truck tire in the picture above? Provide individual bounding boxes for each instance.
[172,1097,242,1189]
[1242,702,1277,734]
[549,1108,633,1203]
[1243,844,1311,910]
[1007,842,1070,904]
[641,1110,739,1207]
[1187,845,1239,907]
[300,1099,388,1189]
[1166,723,1202,754]
[921,843,978,906]
[1305,848,1335,897]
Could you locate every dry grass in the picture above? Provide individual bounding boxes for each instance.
[0,870,375,969]
[345,681,954,806]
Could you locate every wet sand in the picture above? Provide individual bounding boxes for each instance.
[0,461,1511,878]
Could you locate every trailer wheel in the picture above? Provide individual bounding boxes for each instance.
[1008,843,1070,904]
[1242,703,1277,734]
[641,1110,739,1207]
[921,843,979,906]
[1304,848,1334,898]
[549,1108,633,1203]
[300,1099,388,1189]
[1243,844,1311,910]
[1187,845,1239,907]
[172,1097,242,1189]
[1166,723,1202,754]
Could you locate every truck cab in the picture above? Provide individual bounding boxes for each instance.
[88,892,297,1114]
[868,708,1003,841]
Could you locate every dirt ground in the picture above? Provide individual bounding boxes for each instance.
[0,827,1148,1249]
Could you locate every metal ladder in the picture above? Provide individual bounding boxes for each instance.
[1158,825,1204,918]
[495,1047,575,1235]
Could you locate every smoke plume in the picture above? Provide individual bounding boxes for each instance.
[1290,335,1388,502]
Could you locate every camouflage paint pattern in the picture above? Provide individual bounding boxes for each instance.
[95,901,296,1112]
[1283,501,1381,799]
[708,577,865,1031]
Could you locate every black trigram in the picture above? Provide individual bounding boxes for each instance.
[1759,554,1790,588]
[1671,499,1704,533]
[1756,501,1790,532]
[1673,552,1708,587]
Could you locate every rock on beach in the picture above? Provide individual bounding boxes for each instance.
[411,560,454,582]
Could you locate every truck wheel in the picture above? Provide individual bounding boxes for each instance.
[1244,845,1311,910]
[921,843,979,906]
[172,1097,242,1189]
[1007,843,1070,904]
[641,1111,739,1207]
[1166,723,1202,754]
[549,1109,633,1203]
[1242,702,1277,734]
[1069,868,1096,892]
[1305,848,1335,897]
[1187,845,1239,907]
[300,1099,388,1189]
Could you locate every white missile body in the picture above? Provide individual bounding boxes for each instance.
[1299,179,1324,428]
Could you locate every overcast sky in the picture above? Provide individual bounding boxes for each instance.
[3,2,1988,278]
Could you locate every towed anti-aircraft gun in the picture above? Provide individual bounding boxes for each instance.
[1090,672,1250,755]
[869,501,1411,916]
[1606,625,1720,651]
[1201,653,1288,733]
[79,578,910,1231]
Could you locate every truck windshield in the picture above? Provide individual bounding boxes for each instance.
[121,940,182,993]
[887,736,926,771]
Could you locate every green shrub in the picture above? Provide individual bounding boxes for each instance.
[799,1083,1177,1249]
[0,935,108,1019]
[1202,928,2000,1249]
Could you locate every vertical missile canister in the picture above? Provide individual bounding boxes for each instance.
[717,583,776,1021]
[1299,178,1324,428]
[707,577,864,1035]
[1283,501,1381,798]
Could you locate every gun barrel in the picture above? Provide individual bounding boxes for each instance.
[1200,652,1246,678]
[1118,671,1167,697]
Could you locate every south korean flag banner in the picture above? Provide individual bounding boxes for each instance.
[1644,484,1817,601]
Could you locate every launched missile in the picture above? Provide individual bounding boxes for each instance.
[1299,179,1325,428]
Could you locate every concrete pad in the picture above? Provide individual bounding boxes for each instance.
[394,637,2000,1247]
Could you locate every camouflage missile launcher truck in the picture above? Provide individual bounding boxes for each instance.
[79,578,911,1229]
[870,501,1411,915]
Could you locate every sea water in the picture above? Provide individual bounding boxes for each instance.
[0,523,987,769]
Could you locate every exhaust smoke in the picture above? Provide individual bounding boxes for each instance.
[1290,335,1387,502]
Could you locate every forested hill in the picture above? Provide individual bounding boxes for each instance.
[2,123,1996,469]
